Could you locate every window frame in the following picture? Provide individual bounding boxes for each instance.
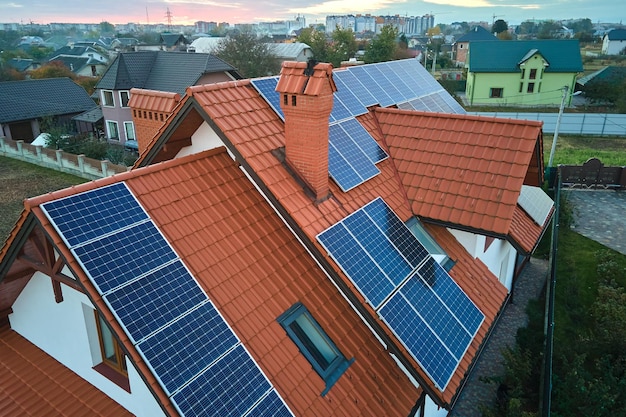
[278,302,353,396]
[489,87,503,98]
[101,89,114,107]
[124,121,135,140]
[527,82,535,93]
[529,68,537,79]
[94,311,128,376]
[106,120,119,140]
[119,90,130,108]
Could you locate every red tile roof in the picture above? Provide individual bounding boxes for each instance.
[128,88,181,112]
[22,148,421,416]
[0,326,132,417]
[375,108,545,246]
[276,61,336,96]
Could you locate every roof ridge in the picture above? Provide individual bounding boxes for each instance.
[375,107,543,127]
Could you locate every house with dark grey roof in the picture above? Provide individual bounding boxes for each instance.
[95,51,241,145]
[0,59,553,416]
[6,57,40,73]
[48,45,108,66]
[0,78,97,142]
[602,28,626,55]
[452,26,497,67]
[49,56,108,77]
[465,39,583,106]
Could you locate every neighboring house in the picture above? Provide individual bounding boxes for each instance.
[601,28,626,55]
[452,26,497,67]
[6,57,40,73]
[0,59,553,416]
[577,65,626,88]
[160,33,189,51]
[0,78,97,142]
[48,45,109,66]
[50,56,108,77]
[186,37,223,53]
[269,42,313,63]
[465,39,583,106]
[94,51,241,145]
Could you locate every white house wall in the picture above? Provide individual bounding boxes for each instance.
[175,120,227,158]
[448,229,516,291]
[424,394,449,417]
[9,272,165,417]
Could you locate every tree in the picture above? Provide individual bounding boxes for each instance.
[327,27,357,67]
[214,31,280,78]
[29,61,75,79]
[363,25,398,64]
[492,19,508,35]
[99,21,115,34]
[296,27,329,63]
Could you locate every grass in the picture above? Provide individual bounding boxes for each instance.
[0,156,85,244]
[546,134,626,166]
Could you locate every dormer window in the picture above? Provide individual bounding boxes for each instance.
[278,303,353,396]
[529,68,537,79]
[102,90,114,107]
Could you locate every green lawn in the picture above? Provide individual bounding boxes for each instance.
[0,156,85,244]
[548,134,626,166]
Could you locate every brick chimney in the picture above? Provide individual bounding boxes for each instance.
[276,60,335,202]
[128,88,182,155]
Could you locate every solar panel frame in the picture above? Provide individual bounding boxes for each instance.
[377,61,415,102]
[40,182,149,248]
[331,94,353,123]
[348,65,394,107]
[171,345,273,417]
[364,65,404,106]
[243,389,294,417]
[328,141,366,192]
[334,69,377,108]
[328,123,380,191]
[336,118,388,164]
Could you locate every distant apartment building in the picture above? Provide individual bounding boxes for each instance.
[195,21,218,33]
[326,14,435,35]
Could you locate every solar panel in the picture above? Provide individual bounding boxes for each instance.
[328,123,380,191]
[333,76,367,116]
[348,65,394,107]
[104,260,207,343]
[377,61,414,102]
[364,65,404,105]
[251,77,284,120]
[331,94,353,123]
[42,183,294,417]
[334,69,377,108]
[172,345,273,417]
[318,197,484,390]
[72,221,177,294]
[41,182,148,248]
[337,118,387,163]
[518,185,554,226]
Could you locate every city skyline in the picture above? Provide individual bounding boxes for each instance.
[1,0,624,27]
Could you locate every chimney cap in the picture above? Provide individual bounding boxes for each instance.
[276,60,336,96]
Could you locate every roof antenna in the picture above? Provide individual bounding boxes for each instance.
[304,58,318,76]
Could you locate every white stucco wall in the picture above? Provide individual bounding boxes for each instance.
[424,394,449,417]
[9,272,165,417]
[175,120,228,159]
[447,228,516,291]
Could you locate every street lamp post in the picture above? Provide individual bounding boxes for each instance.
[547,85,581,168]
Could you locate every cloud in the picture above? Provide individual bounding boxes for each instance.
[287,0,401,16]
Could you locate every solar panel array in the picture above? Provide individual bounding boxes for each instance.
[317,197,484,390]
[41,182,293,417]
[251,59,465,193]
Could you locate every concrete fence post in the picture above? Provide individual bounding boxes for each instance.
[0,136,5,153]
[35,145,43,161]
[16,140,24,156]
[55,149,63,168]
[101,159,109,177]
[77,154,85,174]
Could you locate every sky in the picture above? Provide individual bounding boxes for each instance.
[1,0,624,27]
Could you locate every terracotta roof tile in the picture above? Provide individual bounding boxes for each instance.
[128,88,180,113]
[0,327,132,417]
[376,108,542,236]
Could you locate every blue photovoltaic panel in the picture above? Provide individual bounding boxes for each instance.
[328,123,380,191]
[328,143,365,192]
[334,69,377,108]
[362,198,430,268]
[41,182,148,248]
[365,65,404,106]
[104,260,207,342]
[317,222,396,307]
[349,65,394,107]
[333,76,367,117]
[331,94,353,122]
[251,77,284,120]
[138,301,239,395]
[379,283,459,390]
[337,118,387,163]
[73,221,177,294]
[172,345,272,417]
[417,257,484,334]
[245,390,293,417]
[378,62,414,102]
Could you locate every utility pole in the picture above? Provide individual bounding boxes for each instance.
[548,86,569,168]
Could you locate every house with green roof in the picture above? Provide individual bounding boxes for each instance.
[465,39,583,107]
[453,26,497,67]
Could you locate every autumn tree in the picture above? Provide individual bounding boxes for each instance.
[29,61,75,79]
[214,30,280,78]
[327,27,358,67]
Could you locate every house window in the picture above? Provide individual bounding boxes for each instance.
[489,87,503,98]
[94,311,127,375]
[124,121,135,140]
[521,68,525,79]
[119,91,130,107]
[106,120,119,140]
[519,82,523,93]
[102,90,114,107]
[529,68,537,79]
[527,82,535,93]
[278,302,353,396]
